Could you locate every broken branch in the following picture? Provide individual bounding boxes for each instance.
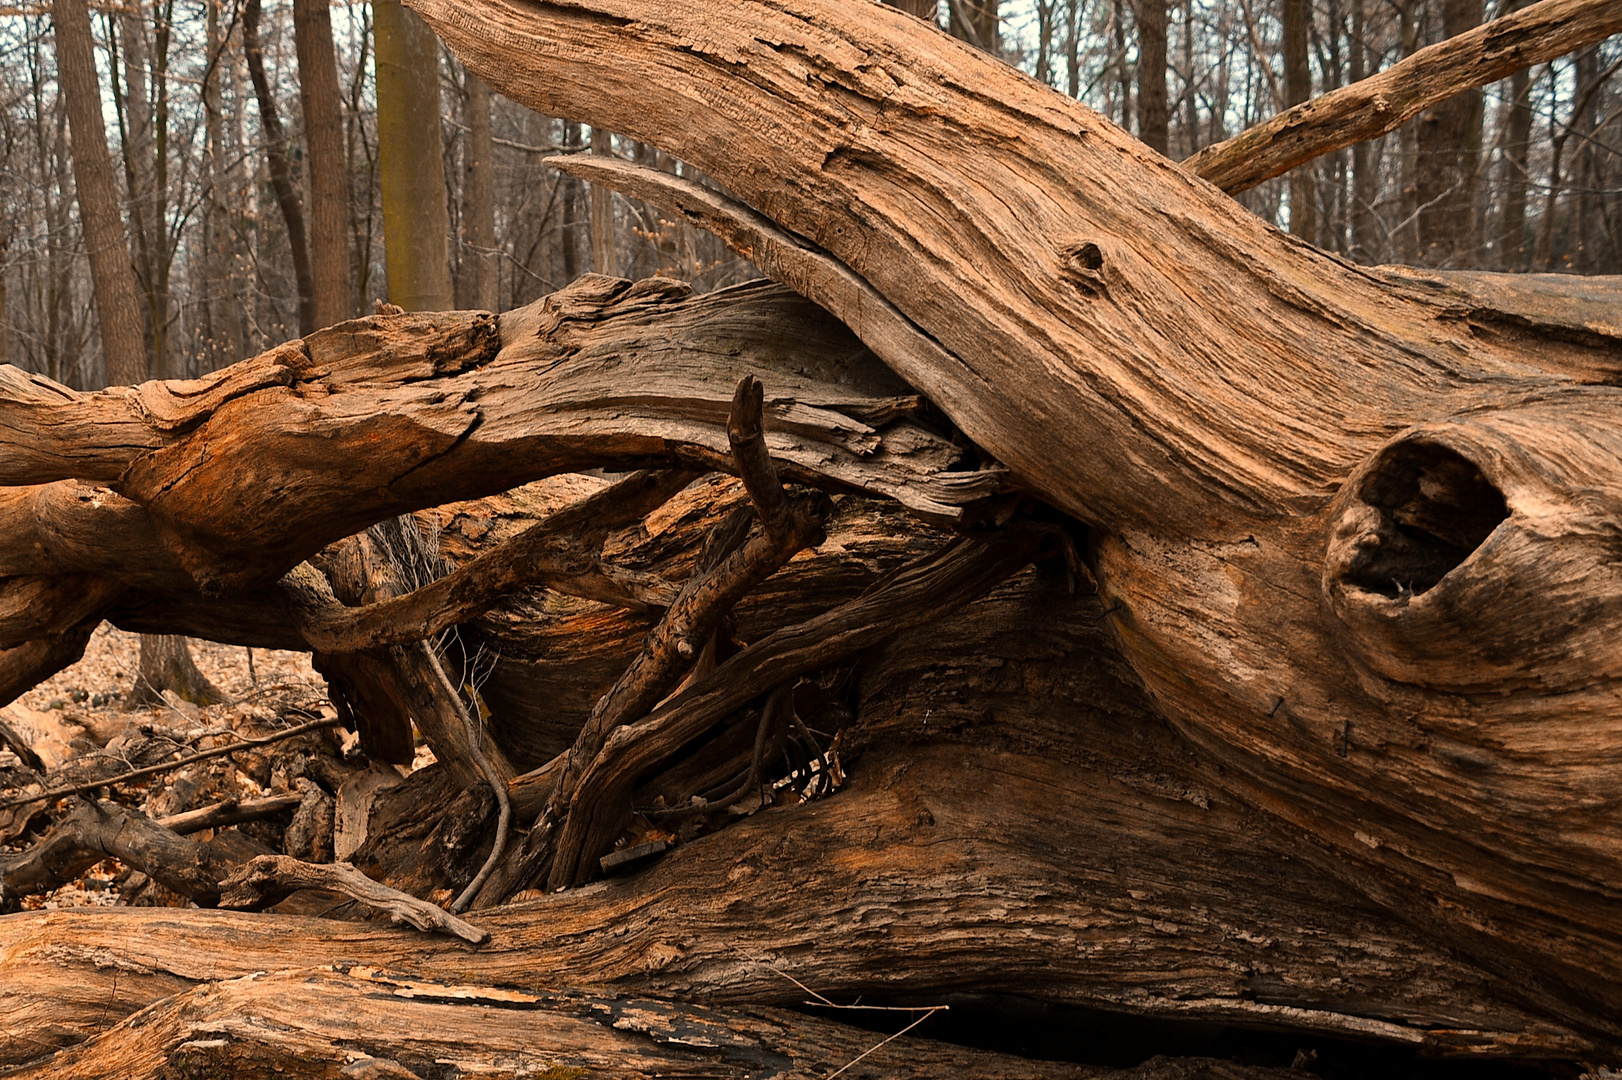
[218,854,490,944]
[543,380,829,887]
[1184,0,1622,193]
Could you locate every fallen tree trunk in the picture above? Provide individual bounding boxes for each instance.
[4,0,1622,1072]
[0,568,1599,1064]
[3,965,1317,1080]
[407,0,1622,1041]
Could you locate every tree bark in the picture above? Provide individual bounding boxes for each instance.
[375,0,454,312]
[52,0,147,385]
[295,0,355,327]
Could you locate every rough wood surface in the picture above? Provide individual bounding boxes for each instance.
[1185,0,1622,193]
[0,572,1600,1064]
[0,965,1310,1080]
[0,277,981,602]
[406,0,1622,1030]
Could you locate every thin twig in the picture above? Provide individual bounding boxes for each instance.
[0,715,342,811]
[426,643,512,915]
[826,1007,946,1079]
[765,966,943,1011]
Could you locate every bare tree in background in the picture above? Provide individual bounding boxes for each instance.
[295,0,354,326]
[1283,0,1314,238]
[374,0,452,311]
[52,0,146,387]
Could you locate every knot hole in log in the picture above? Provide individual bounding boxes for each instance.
[1324,399,1622,694]
[1059,238,1108,296]
[1335,440,1507,600]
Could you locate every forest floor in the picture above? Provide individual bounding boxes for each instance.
[0,625,368,910]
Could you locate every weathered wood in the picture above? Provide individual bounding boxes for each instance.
[0,278,982,597]
[1185,0,1622,193]
[541,377,829,887]
[0,965,1312,1080]
[0,799,269,909]
[406,0,1622,1030]
[157,793,303,835]
[0,571,1599,1064]
[219,855,489,943]
[299,470,696,655]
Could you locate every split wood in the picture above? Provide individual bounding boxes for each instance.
[295,469,699,654]
[544,375,828,888]
[158,793,303,834]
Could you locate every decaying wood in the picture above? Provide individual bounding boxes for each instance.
[409,0,1622,1039]
[0,965,1312,1080]
[1185,0,1622,193]
[158,793,303,835]
[219,855,489,943]
[540,376,829,887]
[0,798,268,909]
[0,571,1600,1063]
[300,470,697,655]
[5,0,1622,1069]
[0,279,982,661]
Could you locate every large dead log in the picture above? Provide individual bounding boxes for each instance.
[0,276,982,602]
[0,569,1600,1065]
[2,965,1316,1080]
[405,0,1622,1039]
[3,0,1622,1071]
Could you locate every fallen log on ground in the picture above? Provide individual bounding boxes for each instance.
[3,0,1622,1072]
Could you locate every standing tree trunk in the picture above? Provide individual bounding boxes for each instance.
[589,125,616,277]
[1134,0,1169,154]
[948,0,998,52]
[458,72,498,311]
[1414,0,1485,266]
[243,0,316,335]
[52,0,147,386]
[374,0,453,312]
[0,224,9,370]
[294,0,355,328]
[128,633,225,708]
[113,2,161,376]
[199,0,246,368]
[1497,9,1535,269]
[884,0,938,20]
[1283,0,1315,239]
[1347,0,1376,261]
